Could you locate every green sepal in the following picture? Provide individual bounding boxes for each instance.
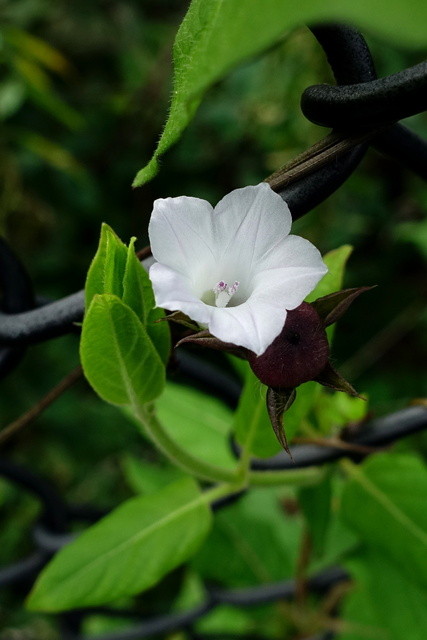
[177,330,250,360]
[161,310,201,332]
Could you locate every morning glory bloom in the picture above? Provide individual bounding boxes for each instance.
[148,183,327,356]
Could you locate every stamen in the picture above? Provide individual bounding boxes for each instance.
[213,280,239,308]
[228,281,239,295]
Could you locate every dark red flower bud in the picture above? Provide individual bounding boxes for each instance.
[248,302,329,388]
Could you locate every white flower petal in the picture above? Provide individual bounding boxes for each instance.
[147,184,328,356]
[213,183,292,271]
[149,263,213,325]
[208,299,288,355]
[148,196,216,279]
[251,235,328,309]
[256,233,326,272]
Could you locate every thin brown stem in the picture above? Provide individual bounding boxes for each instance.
[136,245,152,261]
[0,365,83,447]
[265,125,391,192]
[292,435,384,455]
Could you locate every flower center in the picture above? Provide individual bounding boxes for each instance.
[213,280,240,308]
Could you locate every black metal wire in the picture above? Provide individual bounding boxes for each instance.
[281,24,376,218]
[51,568,346,640]
[301,25,427,182]
[248,406,427,471]
[0,290,85,345]
[302,61,427,129]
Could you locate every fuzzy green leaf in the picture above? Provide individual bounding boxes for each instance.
[133,0,427,187]
[85,223,128,309]
[341,548,427,640]
[122,237,151,323]
[123,238,171,364]
[156,382,236,470]
[299,473,332,555]
[341,453,427,591]
[80,294,165,405]
[85,225,170,365]
[306,245,353,303]
[27,478,211,611]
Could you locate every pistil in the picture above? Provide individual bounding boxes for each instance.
[213,280,240,308]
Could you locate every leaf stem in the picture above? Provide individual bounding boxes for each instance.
[134,400,327,489]
[235,397,264,485]
[134,403,239,484]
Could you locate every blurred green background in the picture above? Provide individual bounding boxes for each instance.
[1,1,427,637]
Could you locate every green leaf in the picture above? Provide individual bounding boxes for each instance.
[80,294,165,405]
[0,78,25,119]
[3,25,73,76]
[121,454,185,495]
[85,224,128,309]
[192,487,302,587]
[27,477,211,611]
[133,0,427,187]
[122,238,171,364]
[156,382,236,469]
[341,548,427,640]
[340,454,427,591]
[17,131,85,177]
[338,552,389,640]
[233,366,281,458]
[314,390,368,435]
[197,606,253,636]
[306,245,353,303]
[307,245,354,344]
[299,473,332,556]
[85,226,171,364]
[122,237,150,323]
[145,306,171,366]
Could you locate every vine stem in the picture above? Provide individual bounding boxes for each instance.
[133,401,324,490]
[265,124,390,192]
[134,402,239,484]
[234,396,264,485]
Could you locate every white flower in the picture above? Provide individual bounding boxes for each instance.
[148,183,327,356]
